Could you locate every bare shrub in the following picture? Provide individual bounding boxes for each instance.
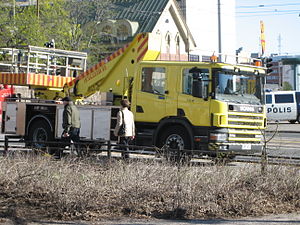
[0,155,299,221]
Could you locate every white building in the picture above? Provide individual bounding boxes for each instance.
[98,0,196,61]
[178,0,236,62]
[98,0,237,63]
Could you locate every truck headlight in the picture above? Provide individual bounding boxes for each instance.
[255,134,263,139]
[210,133,227,141]
[228,133,236,138]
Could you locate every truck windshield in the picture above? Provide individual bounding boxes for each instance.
[214,70,263,105]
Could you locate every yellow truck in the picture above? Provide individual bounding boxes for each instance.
[2,33,266,156]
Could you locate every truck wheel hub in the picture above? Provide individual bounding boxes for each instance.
[166,134,184,150]
[33,128,47,147]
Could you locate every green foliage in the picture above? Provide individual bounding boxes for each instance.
[0,0,72,48]
[38,0,72,49]
[67,0,115,66]
[0,0,115,65]
[283,81,293,91]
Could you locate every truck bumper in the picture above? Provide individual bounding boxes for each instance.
[206,142,263,153]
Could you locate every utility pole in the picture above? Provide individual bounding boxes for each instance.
[12,0,15,20]
[278,34,282,55]
[37,0,40,18]
[12,0,16,46]
[217,0,222,62]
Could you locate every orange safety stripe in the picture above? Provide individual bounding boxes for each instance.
[1,74,4,83]
[41,74,44,86]
[32,73,35,85]
[137,46,148,62]
[62,33,149,88]
[137,35,148,53]
[137,33,144,42]
[66,42,132,87]
[0,73,27,85]
[0,72,72,87]
[137,41,148,61]
[55,76,59,87]
[42,74,45,86]
[137,35,148,62]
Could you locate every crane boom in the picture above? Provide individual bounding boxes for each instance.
[64,33,159,99]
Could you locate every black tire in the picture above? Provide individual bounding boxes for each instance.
[27,120,55,154]
[158,126,191,162]
[289,120,296,124]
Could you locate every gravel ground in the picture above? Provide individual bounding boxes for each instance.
[1,213,300,225]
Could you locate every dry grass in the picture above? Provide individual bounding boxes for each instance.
[0,154,299,221]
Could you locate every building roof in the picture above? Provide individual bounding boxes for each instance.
[113,0,170,33]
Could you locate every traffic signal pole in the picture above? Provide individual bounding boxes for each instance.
[37,0,39,19]
[218,0,222,62]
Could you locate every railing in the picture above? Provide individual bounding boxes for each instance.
[0,46,87,77]
[1,135,300,170]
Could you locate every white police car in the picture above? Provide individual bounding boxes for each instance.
[265,91,300,123]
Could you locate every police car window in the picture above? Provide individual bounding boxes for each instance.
[296,92,300,102]
[266,95,272,104]
[274,94,294,103]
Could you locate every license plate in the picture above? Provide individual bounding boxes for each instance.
[242,144,251,150]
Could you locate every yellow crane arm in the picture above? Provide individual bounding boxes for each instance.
[65,33,159,99]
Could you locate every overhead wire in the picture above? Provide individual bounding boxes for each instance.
[237,11,300,17]
[237,3,300,9]
[236,2,300,17]
[237,9,300,14]
[236,10,300,17]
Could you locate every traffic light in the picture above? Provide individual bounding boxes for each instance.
[265,57,273,74]
[44,39,55,48]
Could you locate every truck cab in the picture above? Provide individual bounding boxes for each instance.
[132,61,266,154]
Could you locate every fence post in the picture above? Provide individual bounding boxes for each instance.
[261,130,268,174]
[107,140,111,159]
[177,148,180,164]
[4,135,8,157]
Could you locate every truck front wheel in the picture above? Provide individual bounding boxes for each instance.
[158,126,191,161]
[28,120,55,154]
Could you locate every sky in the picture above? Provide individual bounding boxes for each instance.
[236,0,300,56]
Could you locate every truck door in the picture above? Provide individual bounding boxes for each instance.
[177,68,210,126]
[4,102,17,134]
[135,67,167,122]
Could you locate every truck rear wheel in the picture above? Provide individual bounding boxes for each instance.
[28,120,55,154]
[158,126,191,161]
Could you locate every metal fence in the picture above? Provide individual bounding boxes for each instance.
[1,135,300,170]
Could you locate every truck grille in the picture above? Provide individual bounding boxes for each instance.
[228,128,263,143]
[227,107,265,143]
[228,120,263,126]
[228,112,265,129]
